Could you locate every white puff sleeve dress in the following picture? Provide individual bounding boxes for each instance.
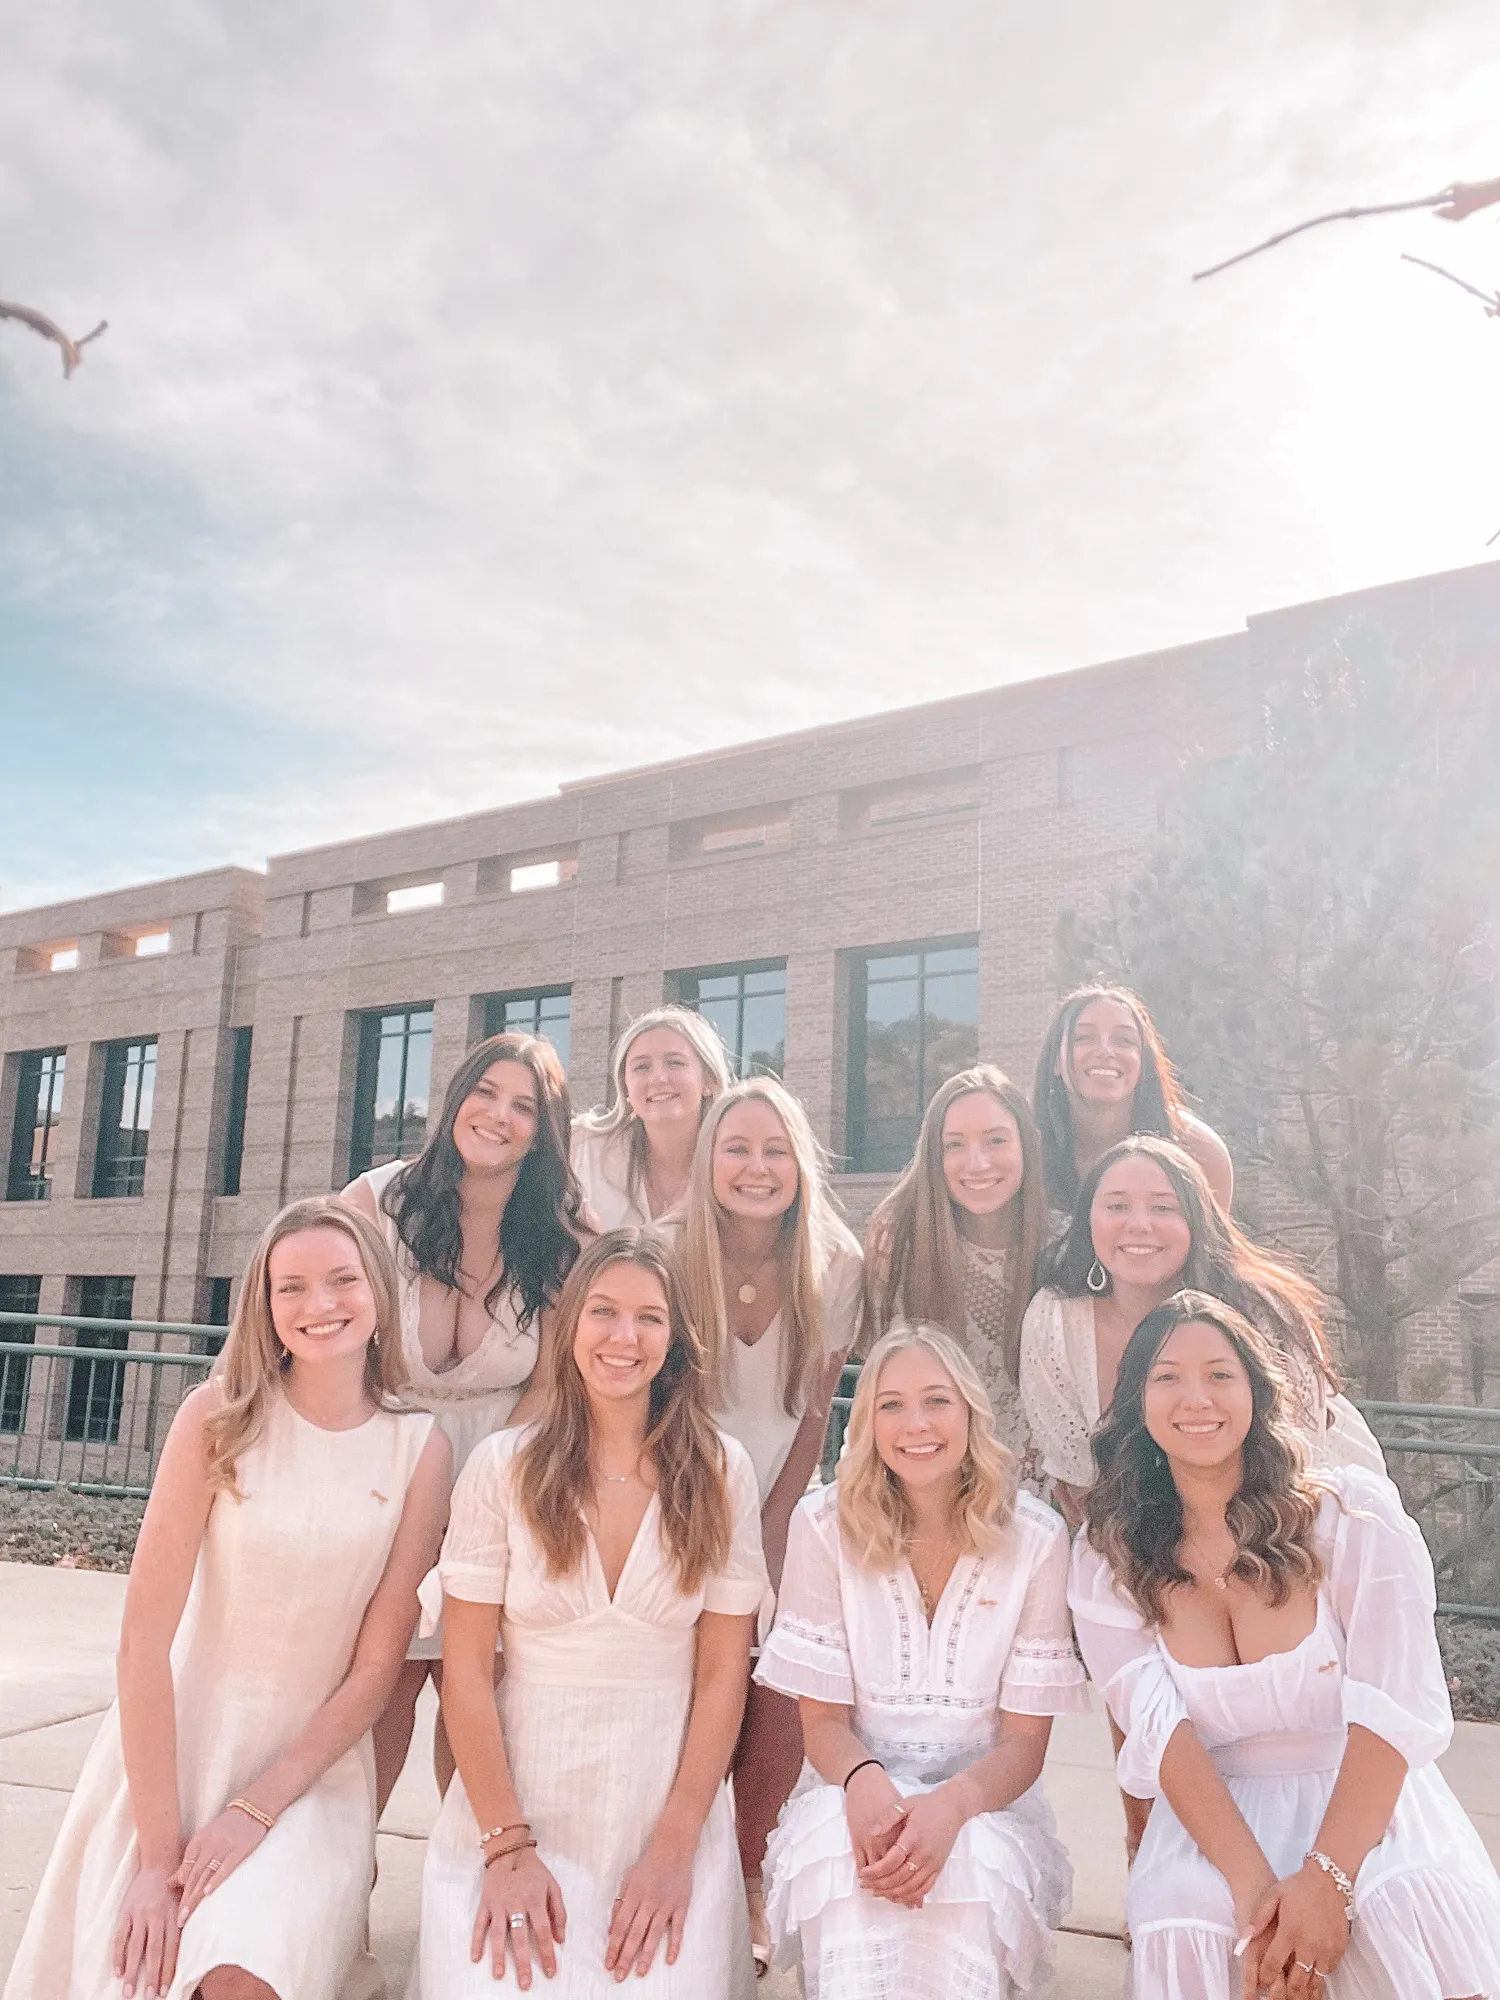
[755,1484,1088,2000]
[1068,1467,1500,1999]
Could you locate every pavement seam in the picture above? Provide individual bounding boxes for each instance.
[0,1704,110,1742]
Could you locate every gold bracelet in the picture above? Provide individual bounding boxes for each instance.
[484,1836,538,1869]
[227,1797,277,1833]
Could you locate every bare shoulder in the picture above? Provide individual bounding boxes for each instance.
[171,1378,225,1435]
[1178,1114,1233,1200]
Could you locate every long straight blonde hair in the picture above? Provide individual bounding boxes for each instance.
[674,1076,857,1417]
[574,1005,734,1201]
[202,1197,409,1495]
[837,1324,1017,1570]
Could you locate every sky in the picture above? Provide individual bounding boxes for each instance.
[3,1,1499,913]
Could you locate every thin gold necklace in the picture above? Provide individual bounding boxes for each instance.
[1183,1533,1235,1590]
[724,1249,778,1307]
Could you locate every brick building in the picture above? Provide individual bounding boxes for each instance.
[3,558,1498,1431]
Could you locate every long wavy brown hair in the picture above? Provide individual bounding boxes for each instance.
[203,1198,409,1495]
[513,1228,733,1594]
[1032,985,1190,1212]
[1083,1291,1325,1625]
[864,1066,1043,1384]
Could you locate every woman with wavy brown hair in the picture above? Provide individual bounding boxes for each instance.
[1070,1292,1500,2000]
[417,1228,769,1998]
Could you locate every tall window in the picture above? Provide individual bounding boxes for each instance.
[92,1039,157,1197]
[66,1275,133,1444]
[220,1027,252,1195]
[482,987,572,1070]
[676,962,787,1078]
[0,1275,41,1434]
[848,939,980,1171]
[6,1049,66,1201]
[202,1276,233,1356]
[350,1005,434,1177]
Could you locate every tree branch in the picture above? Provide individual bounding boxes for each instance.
[1400,254,1500,318]
[1194,175,1500,284]
[0,299,108,377]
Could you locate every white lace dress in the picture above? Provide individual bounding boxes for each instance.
[755,1484,1087,2000]
[957,1240,1041,1493]
[415,1425,770,1999]
[1069,1468,1500,1999]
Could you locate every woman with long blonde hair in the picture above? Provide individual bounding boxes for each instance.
[571,1004,733,1227]
[756,1325,1085,1998]
[669,1075,864,1971]
[5,1199,449,2000]
[416,1229,768,1998]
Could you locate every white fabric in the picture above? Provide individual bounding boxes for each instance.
[4,1393,435,2000]
[754,1484,1087,1998]
[416,1425,768,1999]
[956,1240,1040,1489]
[1068,1468,1500,1998]
[569,1122,655,1230]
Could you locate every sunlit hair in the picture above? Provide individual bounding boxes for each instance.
[1032,985,1189,1212]
[1084,1290,1325,1625]
[379,1033,583,1331]
[675,1076,859,1416]
[514,1228,732,1594]
[837,1325,1017,1570]
[1041,1135,1338,1387]
[203,1198,408,1496]
[865,1067,1043,1384]
[575,1005,734,1203]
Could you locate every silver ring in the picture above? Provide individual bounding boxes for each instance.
[205,1859,222,1874]
[508,1913,526,1931]
[1296,1967,1320,1978]
[907,1859,917,1874]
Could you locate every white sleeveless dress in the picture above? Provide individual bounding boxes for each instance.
[3,1391,435,2000]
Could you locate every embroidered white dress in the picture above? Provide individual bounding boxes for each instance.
[415,1425,770,1999]
[755,1484,1087,2000]
[3,1393,435,2000]
[1069,1467,1500,1999]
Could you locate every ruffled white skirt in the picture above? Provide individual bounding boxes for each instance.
[763,1772,1071,2000]
[1127,1761,1500,1999]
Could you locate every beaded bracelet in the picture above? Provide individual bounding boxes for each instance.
[478,1820,531,1852]
[1304,1849,1356,1921]
[227,1797,277,1832]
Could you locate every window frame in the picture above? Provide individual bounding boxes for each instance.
[480,986,573,1070]
[219,1027,253,1196]
[0,1275,41,1434]
[348,1004,435,1179]
[66,1275,133,1444]
[92,1038,158,1199]
[6,1048,66,1202]
[673,959,788,1079]
[846,935,981,1173]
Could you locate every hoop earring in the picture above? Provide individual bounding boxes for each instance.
[1086,1258,1109,1295]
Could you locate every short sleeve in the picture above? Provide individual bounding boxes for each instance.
[1068,1532,1187,1799]
[438,1430,518,1605]
[1327,1467,1453,1770]
[755,1491,855,1705]
[702,1436,773,1618]
[1019,1290,1095,1487]
[818,1232,866,1357]
[999,1503,1089,1715]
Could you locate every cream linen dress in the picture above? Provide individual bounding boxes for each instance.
[415,1425,770,1999]
[756,1484,1087,2000]
[3,1391,435,2000]
[1070,1468,1500,1999]
[568,1124,656,1231]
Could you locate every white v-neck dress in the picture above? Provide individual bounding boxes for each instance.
[1069,1468,1500,1999]
[415,1425,770,1998]
[755,1484,1088,2000]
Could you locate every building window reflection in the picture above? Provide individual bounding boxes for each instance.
[674,962,787,1079]
[349,1005,434,1177]
[481,987,572,1070]
[6,1049,66,1201]
[847,940,980,1172]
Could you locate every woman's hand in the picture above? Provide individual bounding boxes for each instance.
[474,1847,567,1989]
[169,1808,267,1925]
[112,1865,181,1999]
[857,1782,969,1907]
[842,1762,907,1871]
[605,1828,695,1981]
[1240,1864,1350,2000]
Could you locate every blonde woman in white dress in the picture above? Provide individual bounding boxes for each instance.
[757,1324,1085,2000]
[569,1005,732,1229]
[417,1227,769,1998]
[670,1076,864,1970]
[864,1065,1045,1489]
[3,1198,448,2000]
[1069,1291,1500,1999]
[343,1029,588,1805]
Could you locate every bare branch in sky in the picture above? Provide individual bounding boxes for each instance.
[1400,253,1500,317]
[0,299,108,376]
[1193,175,1500,283]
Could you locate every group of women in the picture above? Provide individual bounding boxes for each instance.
[8,988,1500,2000]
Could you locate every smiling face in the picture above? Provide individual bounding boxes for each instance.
[623,1027,711,1135]
[268,1225,379,1369]
[1090,1153,1193,1292]
[941,1090,1024,1219]
[1062,997,1145,1110]
[711,1097,799,1223]
[451,1058,540,1175]
[1142,1318,1254,1471]
[870,1342,970,1498]
[571,1257,673,1408]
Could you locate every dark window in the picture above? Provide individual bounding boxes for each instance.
[0,1275,41,1433]
[350,1006,434,1177]
[220,1027,253,1195]
[7,1049,66,1201]
[66,1276,133,1443]
[676,962,787,1078]
[482,988,572,1070]
[203,1276,232,1356]
[848,939,980,1171]
[92,1039,157,1197]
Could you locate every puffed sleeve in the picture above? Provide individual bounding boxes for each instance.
[438,1429,518,1605]
[1068,1531,1188,1800]
[1326,1466,1453,1769]
[755,1490,855,1705]
[1019,1289,1095,1488]
[702,1436,774,1617]
[999,1503,1090,1714]
[818,1229,866,1356]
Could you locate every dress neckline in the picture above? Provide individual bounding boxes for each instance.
[584,1490,661,1606]
[279,1387,384,1436]
[1159,1592,1326,1674]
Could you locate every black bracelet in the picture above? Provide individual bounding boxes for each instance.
[842,1757,884,1791]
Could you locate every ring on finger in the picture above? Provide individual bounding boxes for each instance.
[508,1913,527,1931]
[1296,1966,1322,1978]
[205,1859,222,1874]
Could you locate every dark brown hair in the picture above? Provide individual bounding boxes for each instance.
[1032,985,1188,1211]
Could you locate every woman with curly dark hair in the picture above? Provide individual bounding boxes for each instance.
[1070,1292,1500,2000]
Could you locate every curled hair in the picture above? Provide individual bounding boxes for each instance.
[1084,1290,1325,1625]
[1032,985,1188,1212]
[204,1198,409,1496]
[379,1033,583,1331]
[865,1066,1043,1384]
[513,1229,732,1595]
[574,1005,734,1206]
[837,1324,1017,1571]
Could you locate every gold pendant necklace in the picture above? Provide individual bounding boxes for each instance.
[1185,1534,1234,1590]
